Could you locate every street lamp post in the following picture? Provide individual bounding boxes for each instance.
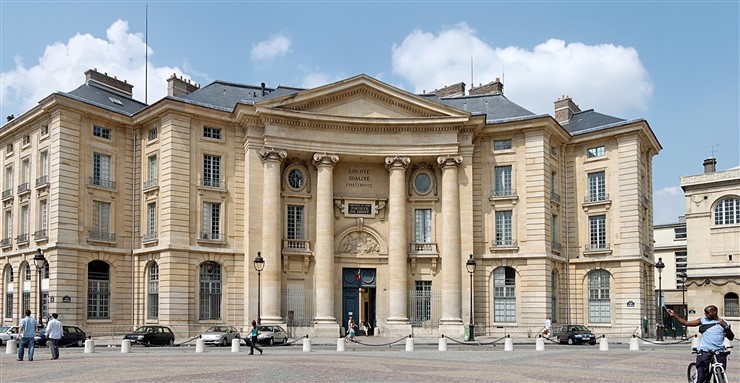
[253,252,265,325]
[679,271,688,340]
[33,248,46,327]
[655,257,665,341]
[466,254,477,341]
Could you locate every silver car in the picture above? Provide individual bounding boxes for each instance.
[257,325,288,346]
[0,326,19,346]
[200,325,240,346]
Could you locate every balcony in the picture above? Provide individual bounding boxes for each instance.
[35,175,49,189]
[491,188,516,198]
[143,178,158,190]
[584,193,609,204]
[283,239,311,252]
[88,177,116,190]
[0,238,11,248]
[15,233,28,245]
[201,177,224,189]
[551,192,561,203]
[1,188,13,201]
[33,229,48,241]
[199,232,222,241]
[409,242,439,255]
[88,230,116,242]
[585,242,611,253]
[17,182,30,195]
[490,239,518,252]
[142,232,157,242]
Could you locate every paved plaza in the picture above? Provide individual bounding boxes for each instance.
[0,339,736,383]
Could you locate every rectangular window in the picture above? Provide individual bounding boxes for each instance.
[203,126,222,140]
[4,289,12,318]
[22,291,30,316]
[5,210,12,241]
[145,155,157,189]
[40,151,48,177]
[414,209,432,243]
[413,281,432,324]
[41,125,49,136]
[676,251,688,289]
[587,146,605,158]
[494,165,513,196]
[202,202,221,240]
[587,171,606,202]
[495,211,513,246]
[87,280,110,318]
[493,139,512,151]
[551,214,559,243]
[287,205,305,240]
[21,159,30,184]
[93,152,112,187]
[6,143,13,154]
[674,227,687,240]
[494,269,516,322]
[21,205,29,236]
[148,265,159,319]
[147,202,156,235]
[93,125,111,139]
[93,201,111,234]
[588,215,607,250]
[22,135,30,146]
[147,128,157,141]
[5,166,13,190]
[203,155,221,188]
[588,285,611,323]
[39,200,48,231]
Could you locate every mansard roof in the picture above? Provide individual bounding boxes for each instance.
[560,109,630,134]
[63,81,148,116]
[420,92,536,122]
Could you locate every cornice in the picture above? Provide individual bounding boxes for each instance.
[259,114,466,133]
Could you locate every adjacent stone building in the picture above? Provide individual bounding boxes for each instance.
[0,70,662,338]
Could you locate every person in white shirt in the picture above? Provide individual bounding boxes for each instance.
[544,318,552,338]
[45,313,63,360]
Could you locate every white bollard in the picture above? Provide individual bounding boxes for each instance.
[629,336,640,351]
[302,337,312,352]
[337,338,345,352]
[535,336,545,351]
[599,337,609,351]
[405,337,414,352]
[121,339,131,353]
[195,339,205,353]
[84,339,95,353]
[6,339,17,354]
[438,336,447,351]
[691,334,701,350]
[504,337,514,351]
[231,338,240,352]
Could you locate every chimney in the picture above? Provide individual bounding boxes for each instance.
[434,82,466,97]
[84,69,133,97]
[469,78,504,96]
[554,95,581,123]
[167,73,200,97]
[703,157,717,173]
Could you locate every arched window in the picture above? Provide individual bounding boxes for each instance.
[199,262,221,320]
[715,198,740,225]
[493,267,516,322]
[588,270,611,323]
[87,261,110,319]
[22,264,31,316]
[148,262,159,319]
[725,292,739,317]
[3,266,12,319]
[551,270,558,322]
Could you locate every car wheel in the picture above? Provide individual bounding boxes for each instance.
[221,338,227,347]
[269,337,275,346]
[167,338,174,346]
[567,338,574,345]
[283,337,288,345]
[77,339,84,347]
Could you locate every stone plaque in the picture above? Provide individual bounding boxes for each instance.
[348,203,372,215]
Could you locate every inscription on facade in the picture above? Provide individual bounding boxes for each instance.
[348,203,372,215]
[346,168,373,188]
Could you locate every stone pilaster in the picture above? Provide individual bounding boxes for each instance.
[312,152,340,337]
[259,147,287,323]
[384,156,412,337]
[437,154,464,336]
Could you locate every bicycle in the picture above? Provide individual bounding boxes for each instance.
[687,346,732,383]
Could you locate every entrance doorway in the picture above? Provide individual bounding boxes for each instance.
[342,268,376,336]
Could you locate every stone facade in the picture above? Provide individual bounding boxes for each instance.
[0,71,661,338]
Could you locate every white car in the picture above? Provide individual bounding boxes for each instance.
[200,325,240,346]
[256,325,288,346]
[0,325,19,346]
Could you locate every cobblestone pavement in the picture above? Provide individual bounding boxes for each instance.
[0,341,736,383]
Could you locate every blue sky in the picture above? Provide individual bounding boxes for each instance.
[1,1,738,224]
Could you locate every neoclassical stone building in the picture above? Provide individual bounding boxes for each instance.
[0,69,661,338]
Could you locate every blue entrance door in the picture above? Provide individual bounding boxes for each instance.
[342,268,376,336]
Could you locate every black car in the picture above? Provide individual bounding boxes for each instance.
[34,325,87,347]
[556,325,597,345]
[123,325,175,346]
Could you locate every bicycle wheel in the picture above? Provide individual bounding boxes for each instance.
[713,365,728,383]
[687,363,697,383]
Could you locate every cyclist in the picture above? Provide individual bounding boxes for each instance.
[668,305,734,383]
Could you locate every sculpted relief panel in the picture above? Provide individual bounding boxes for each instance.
[338,232,380,256]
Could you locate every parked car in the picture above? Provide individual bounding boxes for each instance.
[200,325,240,346]
[557,324,597,345]
[0,326,19,346]
[34,325,87,347]
[256,325,288,346]
[123,325,175,346]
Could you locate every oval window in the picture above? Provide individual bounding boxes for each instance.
[288,169,304,190]
[415,173,431,195]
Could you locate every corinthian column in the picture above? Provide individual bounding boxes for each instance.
[312,152,340,337]
[384,156,412,336]
[259,148,287,323]
[437,154,464,335]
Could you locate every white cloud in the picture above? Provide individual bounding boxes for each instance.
[251,35,291,62]
[391,23,653,116]
[1,20,187,115]
[653,186,686,224]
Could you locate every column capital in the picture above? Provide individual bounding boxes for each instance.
[437,154,463,170]
[260,147,287,162]
[384,156,411,170]
[312,153,340,167]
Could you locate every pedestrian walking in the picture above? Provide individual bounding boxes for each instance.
[544,317,552,337]
[46,313,63,360]
[17,309,38,361]
[248,320,263,355]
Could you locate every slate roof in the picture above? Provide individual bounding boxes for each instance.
[178,81,273,111]
[63,82,148,116]
[560,109,628,134]
[420,93,536,122]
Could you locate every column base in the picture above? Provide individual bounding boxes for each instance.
[258,315,284,325]
[439,322,465,338]
[312,322,340,338]
[383,320,412,338]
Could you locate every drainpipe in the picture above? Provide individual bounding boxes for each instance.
[131,131,137,328]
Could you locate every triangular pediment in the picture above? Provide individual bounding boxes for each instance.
[255,75,468,120]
